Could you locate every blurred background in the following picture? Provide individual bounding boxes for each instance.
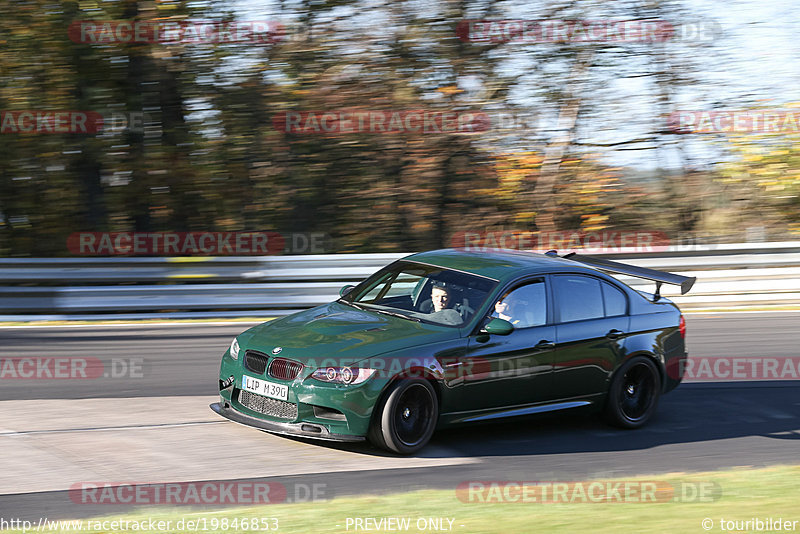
[2,4,800,525]
[1,0,798,257]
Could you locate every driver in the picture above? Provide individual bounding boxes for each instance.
[431,283,451,312]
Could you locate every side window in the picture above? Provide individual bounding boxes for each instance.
[492,280,547,328]
[358,272,393,303]
[553,275,604,322]
[381,272,425,298]
[602,282,627,317]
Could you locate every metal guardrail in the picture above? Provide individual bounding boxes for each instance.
[2,243,800,320]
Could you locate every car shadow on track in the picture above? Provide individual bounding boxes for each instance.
[279,383,800,458]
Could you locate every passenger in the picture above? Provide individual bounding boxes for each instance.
[493,293,520,325]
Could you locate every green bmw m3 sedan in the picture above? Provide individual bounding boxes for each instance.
[211,248,695,454]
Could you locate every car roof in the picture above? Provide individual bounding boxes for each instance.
[402,248,593,282]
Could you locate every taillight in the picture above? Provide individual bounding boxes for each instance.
[679,315,686,338]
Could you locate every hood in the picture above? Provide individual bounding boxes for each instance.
[240,301,458,368]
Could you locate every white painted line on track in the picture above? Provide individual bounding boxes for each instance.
[0,420,225,437]
[0,397,479,496]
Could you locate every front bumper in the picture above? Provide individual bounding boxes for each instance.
[218,347,387,438]
[210,401,365,443]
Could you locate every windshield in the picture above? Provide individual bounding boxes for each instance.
[340,261,497,327]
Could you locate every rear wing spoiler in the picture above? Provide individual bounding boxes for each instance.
[559,252,696,299]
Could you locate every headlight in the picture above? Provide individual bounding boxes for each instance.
[311,367,375,385]
[229,338,240,360]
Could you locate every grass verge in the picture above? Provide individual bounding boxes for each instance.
[7,464,800,533]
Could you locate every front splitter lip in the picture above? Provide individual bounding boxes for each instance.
[210,402,366,443]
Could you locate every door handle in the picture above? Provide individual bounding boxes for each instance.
[534,339,555,349]
[606,329,624,340]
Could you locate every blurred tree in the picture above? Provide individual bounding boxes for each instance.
[0,0,789,256]
[716,108,800,237]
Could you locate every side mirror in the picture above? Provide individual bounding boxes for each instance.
[339,284,356,297]
[481,318,514,336]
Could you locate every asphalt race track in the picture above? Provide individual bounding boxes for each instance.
[2,313,800,520]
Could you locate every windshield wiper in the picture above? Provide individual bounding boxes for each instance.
[373,309,421,322]
[340,300,420,322]
[338,299,367,311]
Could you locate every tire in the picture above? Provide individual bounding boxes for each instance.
[604,356,661,429]
[368,378,438,454]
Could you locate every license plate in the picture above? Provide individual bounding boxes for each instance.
[241,374,289,401]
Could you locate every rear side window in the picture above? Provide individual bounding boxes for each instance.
[553,275,604,322]
[602,282,627,316]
